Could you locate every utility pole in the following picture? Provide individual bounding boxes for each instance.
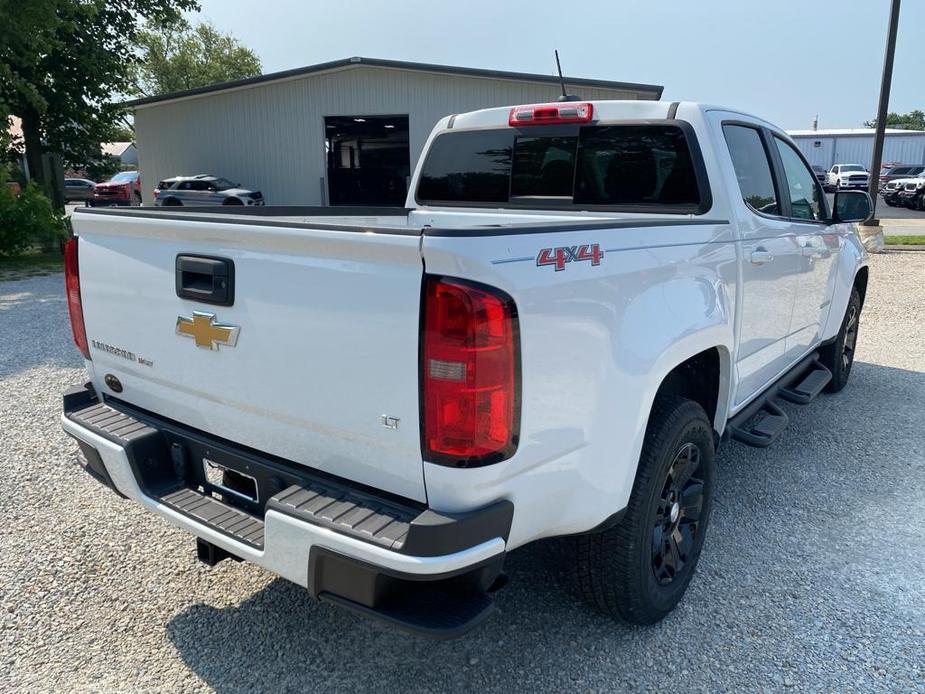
[864,0,901,226]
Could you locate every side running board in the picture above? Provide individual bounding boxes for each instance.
[728,353,832,448]
[730,399,789,448]
[778,358,832,405]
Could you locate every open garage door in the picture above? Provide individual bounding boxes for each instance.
[325,115,410,206]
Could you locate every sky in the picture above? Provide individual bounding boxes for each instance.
[195,0,922,131]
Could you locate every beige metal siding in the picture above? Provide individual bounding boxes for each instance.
[134,65,656,205]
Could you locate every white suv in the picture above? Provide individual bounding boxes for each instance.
[826,164,869,192]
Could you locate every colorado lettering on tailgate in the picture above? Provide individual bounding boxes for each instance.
[536,244,604,271]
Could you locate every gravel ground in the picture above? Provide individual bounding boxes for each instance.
[2,253,924,693]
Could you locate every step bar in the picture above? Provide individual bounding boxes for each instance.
[728,353,832,448]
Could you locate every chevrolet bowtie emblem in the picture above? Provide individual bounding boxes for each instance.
[176,311,240,351]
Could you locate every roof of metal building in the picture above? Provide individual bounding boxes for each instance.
[122,56,663,108]
[788,128,925,137]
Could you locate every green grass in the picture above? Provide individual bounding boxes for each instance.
[884,235,925,246]
[0,250,64,280]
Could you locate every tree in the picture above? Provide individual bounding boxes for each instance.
[131,19,262,97]
[864,110,925,131]
[0,0,198,186]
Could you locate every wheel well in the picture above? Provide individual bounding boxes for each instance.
[655,348,721,429]
[854,267,869,308]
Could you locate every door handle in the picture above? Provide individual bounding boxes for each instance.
[750,249,774,265]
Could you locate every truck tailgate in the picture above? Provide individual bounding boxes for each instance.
[73,212,427,502]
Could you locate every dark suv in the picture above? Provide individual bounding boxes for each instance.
[153,175,264,206]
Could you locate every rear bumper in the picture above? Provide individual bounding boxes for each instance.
[61,384,511,638]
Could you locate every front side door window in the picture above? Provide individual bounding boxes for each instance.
[772,136,840,353]
[772,138,825,221]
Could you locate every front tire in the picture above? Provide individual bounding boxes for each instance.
[820,286,861,393]
[571,397,715,624]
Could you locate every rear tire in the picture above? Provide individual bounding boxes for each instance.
[570,397,715,625]
[819,286,861,393]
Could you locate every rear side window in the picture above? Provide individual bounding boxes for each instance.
[573,125,700,206]
[416,124,705,211]
[417,130,512,203]
[723,125,780,216]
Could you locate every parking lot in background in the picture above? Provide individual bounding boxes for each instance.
[1,252,923,693]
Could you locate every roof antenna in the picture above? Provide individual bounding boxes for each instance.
[554,50,580,102]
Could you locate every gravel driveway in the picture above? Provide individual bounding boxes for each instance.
[2,254,923,693]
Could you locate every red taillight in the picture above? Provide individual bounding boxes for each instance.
[422,276,519,466]
[509,102,593,126]
[153,189,159,198]
[64,238,90,360]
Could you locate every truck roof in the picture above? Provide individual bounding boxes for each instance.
[445,100,781,133]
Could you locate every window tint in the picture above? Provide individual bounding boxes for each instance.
[573,125,700,207]
[510,136,576,197]
[417,130,512,203]
[417,125,704,209]
[189,180,211,191]
[212,178,235,191]
[774,137,823,221]
[723,125,780,215]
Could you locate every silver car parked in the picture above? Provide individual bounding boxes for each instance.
[153,174,264,206]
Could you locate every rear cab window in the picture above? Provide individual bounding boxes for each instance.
[416,122,709,213]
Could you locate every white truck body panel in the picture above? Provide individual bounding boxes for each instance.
[65,101,868,613]
[77,214,429,501]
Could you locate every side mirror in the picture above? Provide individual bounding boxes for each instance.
[832,190,873,223]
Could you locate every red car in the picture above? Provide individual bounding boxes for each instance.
[91,170,142,206]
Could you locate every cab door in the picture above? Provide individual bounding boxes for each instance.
[768,134,841,356]
[715,118,804,406]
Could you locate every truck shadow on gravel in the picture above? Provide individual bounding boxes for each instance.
[164,540,636,693]
[164,361,925,693]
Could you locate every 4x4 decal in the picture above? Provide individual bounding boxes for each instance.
[536,244,604,271]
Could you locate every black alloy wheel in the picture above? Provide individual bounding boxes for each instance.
[651,442,705,585]
[842,301,859,372]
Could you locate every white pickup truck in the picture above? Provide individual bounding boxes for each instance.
[62,100,871,638]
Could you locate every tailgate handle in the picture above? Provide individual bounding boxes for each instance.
[176,255,235,306]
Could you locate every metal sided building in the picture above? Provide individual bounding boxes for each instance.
[124,56,662,206]
[788,128,925,170]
